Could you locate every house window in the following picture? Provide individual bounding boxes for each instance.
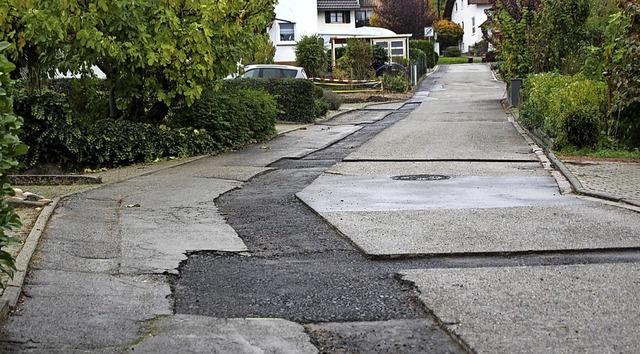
[325,11,351,24]
[374,40,406,64]
[279,23,295,42]
[355,10,373,27]
[472,17,476,34]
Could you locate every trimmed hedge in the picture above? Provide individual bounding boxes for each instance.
[521,73,607,148]
[410,40,438,68]
[444,46,462,57]
[168,87,278,150]
[14,85,279,171]
[223,78,317,123]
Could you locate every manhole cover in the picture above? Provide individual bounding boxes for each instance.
[391,174,450,181]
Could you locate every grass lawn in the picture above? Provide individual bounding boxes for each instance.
[438,57,483,65]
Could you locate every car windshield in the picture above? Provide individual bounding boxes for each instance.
[240,67,299,79]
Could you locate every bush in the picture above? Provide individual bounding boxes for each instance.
[565,109,601,148]
[13,90,83,169]
[224,78,317,123]
[410,40,438,68]
[170,87,278,148]
[485,50,498,63]
[521,73,607,148]
[444,46,462,57]
[13,84,279,170]
[295,34,327,78]
[0,42,27,288]
[383,74,407,93]
[372,45,388,74]
[314,98,329,117]
[343,38,375,80]
[322,89,343,110]
[410,47,427,78]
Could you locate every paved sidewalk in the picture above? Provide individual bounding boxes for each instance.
[559,157,640,207]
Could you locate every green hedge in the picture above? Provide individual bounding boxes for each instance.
[410,40,438,68]
[224,78,317,123]
[444,46,462,57]
[168,87,278,150]
[14,85,279,171]
[521,73,607,148]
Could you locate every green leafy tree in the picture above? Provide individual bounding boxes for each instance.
[245,34,276,65]
[484,0,543,80]
[538,0,591,74]
[295,34,327,78]
[8,0,276,123]
[0,42,28,288]
[433,19,464,50]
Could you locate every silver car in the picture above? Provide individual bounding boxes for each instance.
[239,64,308,79]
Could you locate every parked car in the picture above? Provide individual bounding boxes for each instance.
[239,64,308,79]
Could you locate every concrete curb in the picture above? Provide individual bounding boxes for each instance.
[1,197,59,321]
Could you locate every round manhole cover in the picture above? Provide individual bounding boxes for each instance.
[391,174,450,181]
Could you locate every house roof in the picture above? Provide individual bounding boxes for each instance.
[317,0,361,10]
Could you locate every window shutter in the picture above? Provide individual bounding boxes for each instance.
[325,11,331,23]
[344,11,350,23]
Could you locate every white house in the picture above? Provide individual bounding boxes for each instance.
[268,0,362,64]
[267,0,320,64]
[443,0,492,53]
[267,0,411,66]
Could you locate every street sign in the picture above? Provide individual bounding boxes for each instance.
[424,27,434,38]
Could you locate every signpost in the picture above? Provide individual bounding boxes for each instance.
[424,27,434,38]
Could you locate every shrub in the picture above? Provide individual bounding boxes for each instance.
[343,38,375,80]
[409,47,427,78]
[170,87,278,148]
[410,40,438,68]
[444,46,462,57]
[0,42,27,288]
[224,78,316,123]
[322,89,343,110]
[485,50,498,63]
[372,45,388,74]
[295,34,327,78]
[13,89,83,170]
[383,74,407,93]
[13,84,279,170]
[314,98,329,117]
[565,109,601,148]
[521,73,607,148]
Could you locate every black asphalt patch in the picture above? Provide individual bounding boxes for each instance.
[171,101,470,351]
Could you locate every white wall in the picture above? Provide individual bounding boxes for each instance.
[450,0,490,53]
[268,0,319,63]
[316,11,357,38]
